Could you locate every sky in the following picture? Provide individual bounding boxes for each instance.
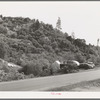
[0,1,100,45]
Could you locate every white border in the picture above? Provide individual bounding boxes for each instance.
[0,1,100,99]
[1,92,100,98]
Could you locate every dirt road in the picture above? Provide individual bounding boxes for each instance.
[0,69,100,91]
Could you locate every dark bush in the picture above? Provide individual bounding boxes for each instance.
[21,59,51,76]
[0,60,9,73]
[0,70,25,82]
[0,25,7,34]
[75,53,86,63]
[0,42,6,59]
[60,62,79,73]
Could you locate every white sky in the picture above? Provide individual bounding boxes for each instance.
[0,1,100,45]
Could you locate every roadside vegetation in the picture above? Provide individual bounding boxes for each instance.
[47,79,100,91]
[0,15,100,82]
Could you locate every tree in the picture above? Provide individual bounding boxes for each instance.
[21,59,51,76]
[35,19,40,30]
[56,17,62,30]
[0,42,5,59]
[71,32,75,39]
[97,38,99,47]
[75,53,86,63]
[0,25,7,34]
[64,32,69,38]
[0,17,3,24]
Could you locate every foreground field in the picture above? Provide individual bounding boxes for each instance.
[48,79,100,91]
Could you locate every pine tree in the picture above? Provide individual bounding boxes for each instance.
[56,17,62,30]
[97,38,99,47]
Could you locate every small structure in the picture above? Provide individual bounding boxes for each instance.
[8,62,22,71]
[72,60,80,66]
[51,60,61,74]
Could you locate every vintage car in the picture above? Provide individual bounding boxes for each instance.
[79,62,95,69]
[60,60,80,69]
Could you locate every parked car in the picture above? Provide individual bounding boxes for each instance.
[87,62,95,68]
[79,62,95,69]
[60,60,79,72]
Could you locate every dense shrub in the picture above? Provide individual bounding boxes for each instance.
[7,29,17,38]
[0,70,25,82]
[39,59,51,76]
[75,53,86,63]
[60,62,78,73]
[0,25,7,34]
[96,57,100,65]
[87,54,99,65]
[51,61,60,74]
[0,70,6,82]
[22,60,42,76]
[63,52,75,61]
[21,59,51,76]
[0,60,9,72]
[0,42,6,59]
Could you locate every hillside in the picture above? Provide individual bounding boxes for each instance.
[0,15,100,81]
